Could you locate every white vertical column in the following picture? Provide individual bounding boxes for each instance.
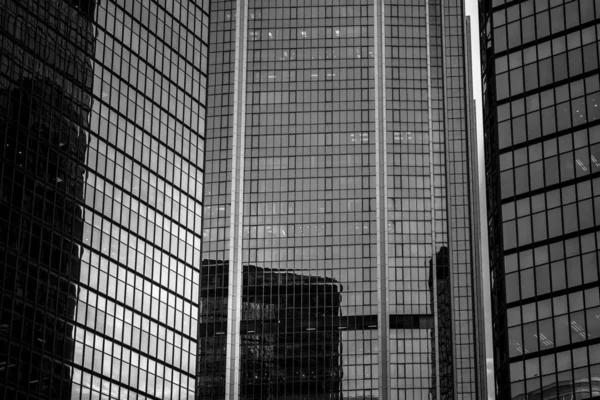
[225,0,249,399]
[373,0,390,399]
[465,15,487,400]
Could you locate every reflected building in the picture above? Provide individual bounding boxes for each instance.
[200,0,486,399]
[1,0,209,399]
[512,377,600,400]
[0,2,92,398]
[480,0,600,399]
[429,247,454,399]
[198,260,342,399]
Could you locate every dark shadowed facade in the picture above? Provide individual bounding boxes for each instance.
[429,247,454,400]
[199,0,486,399]
[480,0,600,399]
[1,0,209,399]
[198,260,343,400]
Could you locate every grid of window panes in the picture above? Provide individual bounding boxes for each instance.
[429,1,456,396]
[1,1,92,398]
[384,0,480,397]
[198,0,237,397]
[1,0,209,399]
[83,1,208,398]
[241,1,379,398]
[384,1,438,398]
[481,0,600,398]
[442,0,477,397]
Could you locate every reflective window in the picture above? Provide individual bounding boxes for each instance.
[0,0,208,398]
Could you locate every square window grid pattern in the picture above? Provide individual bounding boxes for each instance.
[0,1,209,399]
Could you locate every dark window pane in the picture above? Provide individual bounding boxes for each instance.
[501,170,515,198]
[510,68,524,96]
[508,21,521,48]
[556,101,571,131]
[536,11,550,38]
[550,260,567,290]
[532,211,548,242]
[559,152,575,181]
[571,97,587,126]
[541,107,556,135]
[565,2,580,28]
[587,307,600,338]
[526,111,541,139]
[512,115,527,144]
[538,318,555,350]
[505,271,520,301]
[553,53,568,81]
[524,63,538,91]
[522,321,539,353]
[550,6,565,34]
[522,16,536,43]
[554,315,570,347]
[535,264,551,295]
[499,119,513,148]
[497,72,510,100]
[566,256,582,288]
[508,326,523,357]
[568,48,583,77]
[515,165,530,194]
[503,220,517,249]
[547,208,563,238]
[518,216,532,246]
[544,156,559,186]
[587,93,600,123]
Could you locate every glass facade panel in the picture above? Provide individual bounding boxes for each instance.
[481,0,600,398]
[200,0,484,399]
[0,1,209,399]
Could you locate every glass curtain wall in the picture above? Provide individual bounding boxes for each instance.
[1,1,209,399]
[481,0,600,398]
[199,0,482,399]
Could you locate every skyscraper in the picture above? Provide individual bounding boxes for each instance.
[480,0,600,398]
[1,1,209,398]
[199,0,486,399]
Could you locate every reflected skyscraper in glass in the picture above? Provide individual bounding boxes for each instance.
[199,0,486,399]
[1,0,209,399]
[480,0,600,399]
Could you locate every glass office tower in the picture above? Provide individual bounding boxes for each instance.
[480,0,600,399]
[1,1,208,399]
[199,0,485,399]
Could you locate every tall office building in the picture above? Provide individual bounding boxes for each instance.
[200,0,486,399]
[480,0,600,398]
[1,1,208,399]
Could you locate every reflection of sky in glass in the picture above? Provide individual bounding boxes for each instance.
[72,1,208,398]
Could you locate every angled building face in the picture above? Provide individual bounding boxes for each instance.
[480,0,600,399]
[1,1,209,399]
[199,0,485,399]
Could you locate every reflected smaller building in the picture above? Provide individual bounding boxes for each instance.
[197,260,343,400]
[512,377,600,400]
[429,247,454,399]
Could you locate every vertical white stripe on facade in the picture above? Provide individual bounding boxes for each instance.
[373,0,390,399]
[225,1,249,399]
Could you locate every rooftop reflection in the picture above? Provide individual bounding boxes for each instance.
[198,260,343,400]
